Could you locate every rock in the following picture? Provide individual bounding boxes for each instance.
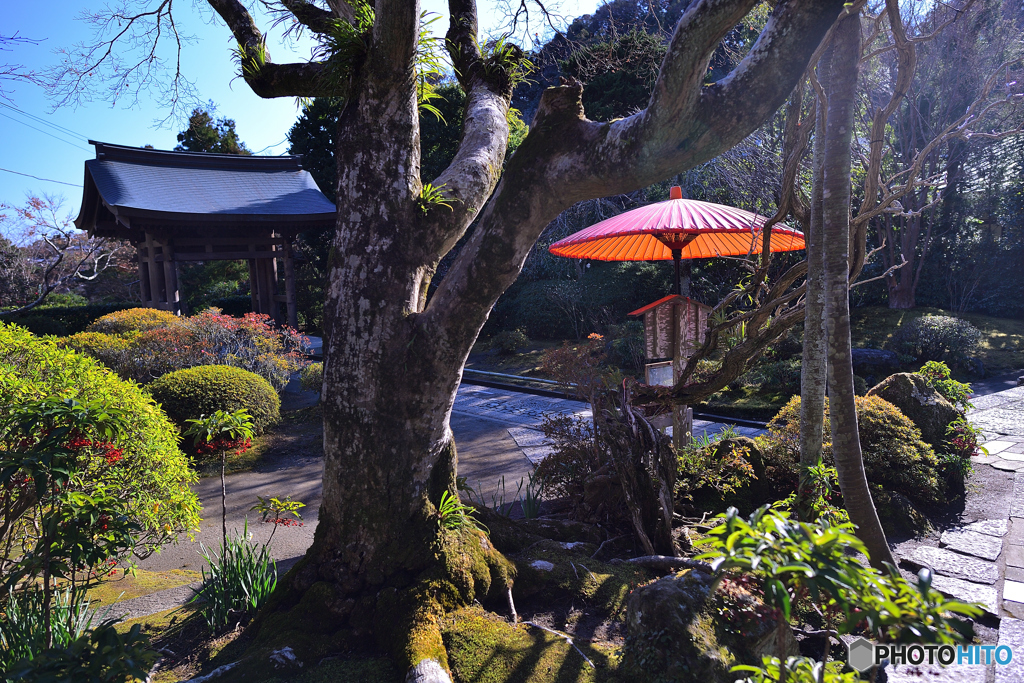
[529,560,554,571]
[964,518,1009,537]
[940,528,1002,561]
[852,348,900,376]
[872,488,930,538]
[518,517,605,545]
[906,545,998,584]
[930,574,998,615]
[622,569,795,682]
[867,373,960,447]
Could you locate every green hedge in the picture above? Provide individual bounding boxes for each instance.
[148,365,281,435]
[0,323,201,551]
[1,302,142,336]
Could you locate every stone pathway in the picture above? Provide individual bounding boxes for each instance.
[454,383,766,467]
[889,375,1024,681]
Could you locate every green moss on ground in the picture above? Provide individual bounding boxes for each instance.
[85,568,202,606]
[850,306,1024,373]
[512,540,651,618]
[443,606,625,683]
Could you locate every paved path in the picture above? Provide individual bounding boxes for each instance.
[887,375,1024,681]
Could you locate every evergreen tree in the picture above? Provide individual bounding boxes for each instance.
[175,106,251,155]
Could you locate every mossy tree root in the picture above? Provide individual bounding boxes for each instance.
[229,523,514,683]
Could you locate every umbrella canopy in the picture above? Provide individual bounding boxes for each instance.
[548,186,805,262]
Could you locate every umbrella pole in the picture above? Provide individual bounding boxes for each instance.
[672,249,682,296]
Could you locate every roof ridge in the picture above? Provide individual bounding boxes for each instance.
[88,141,303,171]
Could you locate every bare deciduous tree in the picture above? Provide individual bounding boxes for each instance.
[0,196,127,314]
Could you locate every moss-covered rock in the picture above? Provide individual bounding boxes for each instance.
[621,568,791,683]
[443,605,624,682]
[511,540,649,617]
[867,373,959,448]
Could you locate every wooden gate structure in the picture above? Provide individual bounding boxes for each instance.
[74,142,336,328]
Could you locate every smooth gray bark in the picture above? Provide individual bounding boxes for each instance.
[799,45,831,516]
[820,9,896,568]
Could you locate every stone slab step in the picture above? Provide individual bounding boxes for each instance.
[886,663,986,682]
[906,545,998,585]
[996,618,1024,683]
[930,575,998,615]
[963,519,1009,538]
[940,529,1002,561]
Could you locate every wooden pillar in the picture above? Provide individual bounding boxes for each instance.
[265,247,280,323]
[283,238,298,330]
[136,242,151,305]
[162,239,181,316]
[147,233,167,310]
[248,241,260,314]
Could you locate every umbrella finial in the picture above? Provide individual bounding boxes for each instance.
[670,186,683,200]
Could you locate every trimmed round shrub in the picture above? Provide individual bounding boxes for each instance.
[0,323,201,553]
[13,315,67,337]
[763,395,943,506]
[60,331,133,368]
[86,307,179,335]
[889,315,981,366]
[299,361,323,393]
[148,365,280,434]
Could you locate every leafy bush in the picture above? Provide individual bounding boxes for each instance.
[608,320,645,371]
[676,433,758,507]
[59,332,132,369]
[763,395,943,506]
[12,316,67,337]
[491,327,529,354]
[209,294,252,316]
[80,308,308,389]
[4,621,155,683]
[889,315,981,366]
[3,302,141,336]
[193,526,277,632]
[538,333,608,400]
[0,324,201,556]
[740,357,801,394]
[148,365,280,434]
[300,361,323,392]
[533,413,603,500]
[85,307,180,335]
[919,360,972,411]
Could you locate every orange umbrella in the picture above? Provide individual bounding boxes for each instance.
[549,186,805,294]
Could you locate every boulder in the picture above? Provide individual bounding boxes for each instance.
[867,373,959,447]
[622,568,795,683]
[852,348,900,377]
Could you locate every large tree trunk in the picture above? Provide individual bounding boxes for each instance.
[203,0,848,678]
[798,43,830,518]
[821,9,896,568]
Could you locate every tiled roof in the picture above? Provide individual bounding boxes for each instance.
[78,141,335,224]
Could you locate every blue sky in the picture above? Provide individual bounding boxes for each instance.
[1,0,602,224]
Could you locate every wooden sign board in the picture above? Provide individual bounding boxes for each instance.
[645,361,674,387]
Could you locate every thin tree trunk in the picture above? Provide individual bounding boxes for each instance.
[821,9,896,569]
[221,452,228,549]
[799,44,832,519]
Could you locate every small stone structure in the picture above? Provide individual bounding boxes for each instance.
[74,141,336,328]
